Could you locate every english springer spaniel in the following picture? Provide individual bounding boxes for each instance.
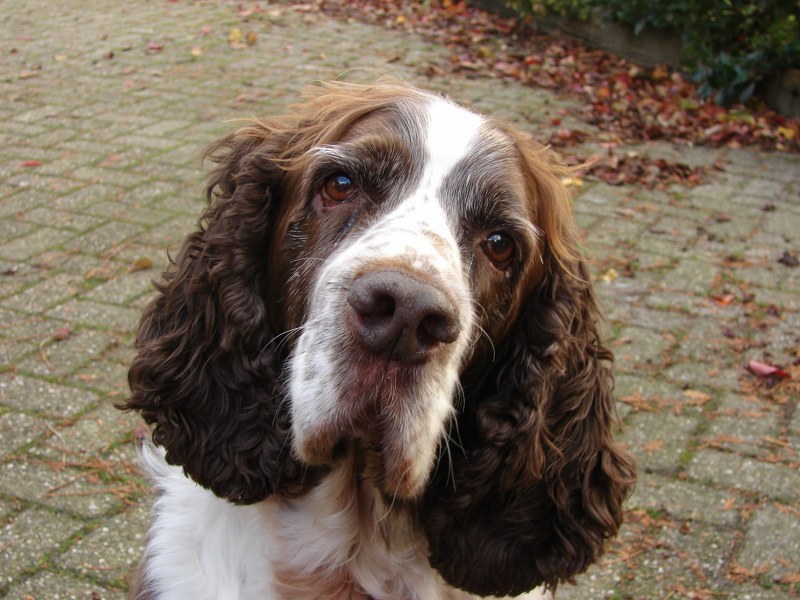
[123,81,635,599]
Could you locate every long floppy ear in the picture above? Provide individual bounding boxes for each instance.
[123,126,316,505]
[422,133,636,596]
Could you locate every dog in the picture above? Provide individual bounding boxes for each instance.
[123,80,635,599]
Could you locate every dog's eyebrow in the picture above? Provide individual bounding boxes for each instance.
[309,134,412,166]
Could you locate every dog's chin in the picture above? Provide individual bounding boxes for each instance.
[294,431,432,501]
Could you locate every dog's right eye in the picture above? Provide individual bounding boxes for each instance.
[321,174,357,207]
[481,232,516,271]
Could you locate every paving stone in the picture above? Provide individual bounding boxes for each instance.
[738,502,800,581]
[630,473,740,527]
[618,522,736,598]
[661,360,741,391]
[83,269,158,305]
[619,410,700,473]
[51,184,123,212]
[72,363,130,401]
[0,216,37,242]
[0,373,99,418]
[560,558,626,600]
[0,508,83,584]
[0,272,84,314]
[21,207,106,233]
[731,584,800,600]
[687,450,800,503]
[656,258,722,295]
[790,408,800,452]
[0,459,126,519]
[47,299,139,333]
[611,325,674,375]
[4,570,126,600]
[15,328,115,378]
[614,375,703,421]
[61,221,144,256]
[0,227,76,261]
[702,396,781,457]
[59,502,150,585]
[31,401,140,464]
[0,411,49,457]
[0,311,67,361]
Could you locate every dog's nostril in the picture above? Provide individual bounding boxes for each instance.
[417,312,458,350]
[365,294,395,323]
[348,270,460,362]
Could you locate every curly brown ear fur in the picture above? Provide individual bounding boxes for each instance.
[422,133,635,596]
[122,129,316,505]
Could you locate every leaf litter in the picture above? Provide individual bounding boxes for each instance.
[306,0,798,152]
[291,0,799,191]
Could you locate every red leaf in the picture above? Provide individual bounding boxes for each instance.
[747,359,791,379]
[22,160,41,167]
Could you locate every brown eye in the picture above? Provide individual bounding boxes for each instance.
[321,174,356,206]
[482,233,515,270]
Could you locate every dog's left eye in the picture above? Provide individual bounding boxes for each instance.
[321,174,357,206]
[482,233,515,270]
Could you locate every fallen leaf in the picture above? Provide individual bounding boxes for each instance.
[713,294,735,306]
[131,257,153,272]
[762,436,789,447]
[560,176,583,188]
[642,439,663,453]
[191,47,203,57]
[747,359,791,380]
[147,41,164,52]
[683,389,711,405]
[246,31,258,45]
[777,251,799,267]
[21,160,41,167]
[52,326,72,341]
[228,27,242,44]
[599,267,618,282]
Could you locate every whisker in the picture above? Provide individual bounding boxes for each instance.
[377,460,415,524]
[471,301,497,363]
[257,324,306,360]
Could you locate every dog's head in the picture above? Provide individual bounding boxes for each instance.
[125,81,634,596]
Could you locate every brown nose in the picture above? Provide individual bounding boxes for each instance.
[347,270,461,363]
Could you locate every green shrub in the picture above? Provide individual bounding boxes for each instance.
[509,0,800,106]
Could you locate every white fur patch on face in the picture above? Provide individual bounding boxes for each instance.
[424,97,484,188]
[288,95,486,498]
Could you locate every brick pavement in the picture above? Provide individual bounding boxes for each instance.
[1,1,798,598]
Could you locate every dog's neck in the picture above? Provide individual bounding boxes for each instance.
[269,453,454,599]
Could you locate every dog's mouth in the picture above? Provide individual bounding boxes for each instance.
[293,366,440,500]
